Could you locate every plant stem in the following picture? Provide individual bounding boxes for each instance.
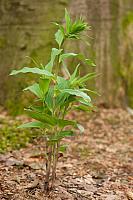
[44,40,65,191]
[51,141,59,189]
[44,141,52,192]
[55,41,64,78]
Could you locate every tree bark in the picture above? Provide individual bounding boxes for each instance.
[69,0,133,108]
[0,0,68,114]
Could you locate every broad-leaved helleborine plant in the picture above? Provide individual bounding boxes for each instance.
[10,9,98,191]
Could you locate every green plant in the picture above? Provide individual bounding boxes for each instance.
[10,9,97,191]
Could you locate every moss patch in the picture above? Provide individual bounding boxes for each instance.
[0,37,7,48]
[0,115,41,153]
[121,11,133,108]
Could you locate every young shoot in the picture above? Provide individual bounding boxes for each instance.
[10,9,97,192]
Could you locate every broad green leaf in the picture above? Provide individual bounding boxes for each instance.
[25,109,56,126]
[18,121,48,129]
[55,93,68,108]
[57,130,74,139]
[56,76,70,89]
[78,98,93,107]
[39,78,50,95]
[25,109,75,128]
[59,53,77,63]
[65,8,71,34]
[45,48,62,72]
[51,131,74,141]
[81,88,100,96]
[29,105,45,113]
[24,83,43,99]
[60,89,91,102]
[55,29,64,47]
[57,118,76,128]
[10,67,53,77]
[74,104,92,112]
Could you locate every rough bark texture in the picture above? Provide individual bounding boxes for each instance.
[0,0,68,114]
[0,0,133,113]
[69,0,133,108]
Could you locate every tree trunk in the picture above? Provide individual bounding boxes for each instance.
[0,0,68,114]
[69,0,133,108]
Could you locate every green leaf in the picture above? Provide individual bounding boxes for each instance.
[57,119,76,128]
[18,121,48,129]
[29,105,45,113]
[45,48,62,72]
[74,104,92,112]
[72,54,96,67]
[56,76,70,89]
[70,64,80,82]
[65,8,71,34]
[70,18,88,35]
[76,72,98,85]
[51,130,74,141]
[81,88,100,96]
[55,29,64,47]
[57,130,74,139]
[85,59,96,67]
[55,93,68,108]
[10,67,53,77]
[24,83,43,99]
[59,53,77,63]
[77,124,84,133]
[78,98,93,107]
[60,89,91,102]
[25,109,75,128]
[39,78,50,95]
[25,109,56,126]
[45,87,54,112]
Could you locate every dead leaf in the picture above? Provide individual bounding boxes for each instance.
[126,190,133,200]
[24,179,39,189]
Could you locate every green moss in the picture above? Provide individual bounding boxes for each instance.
[122,11,133,30]
[0,118,41,153]
[121,11,133,108]
[109,2,133,108]
[0,37,7,48]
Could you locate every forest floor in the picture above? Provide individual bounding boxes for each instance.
[0,108,132,200]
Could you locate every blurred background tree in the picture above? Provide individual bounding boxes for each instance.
[0,0,132,115]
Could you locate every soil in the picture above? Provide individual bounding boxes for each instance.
[0,108,132,200]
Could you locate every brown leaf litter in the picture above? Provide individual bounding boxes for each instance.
[0,108,132,199]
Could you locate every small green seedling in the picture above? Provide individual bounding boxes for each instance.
[10,9,97,191]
